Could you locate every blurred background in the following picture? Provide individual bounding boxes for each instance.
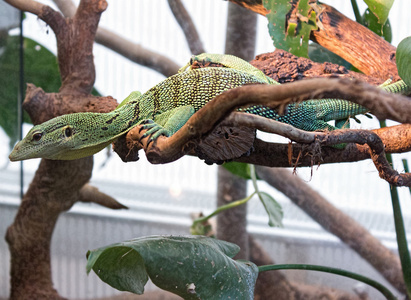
[0,1,410,299]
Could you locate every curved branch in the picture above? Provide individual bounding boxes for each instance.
[113,79,411,186]
[167,0,205,55]
[5,0,66,38]
[4,0,44,15]
[228,1,398,79]
[95,28,180,77]
[237,124,411,167]
[255,166,406,294]
[52,0,180,77]
[79,184,128,210]
[123,78,411,162]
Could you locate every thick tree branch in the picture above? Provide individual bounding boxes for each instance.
[113,79,411,186]
[5,0,112,299]
[167,0,205,55]
[236,124,411,167]
[255,166,406,294]
[228,1,398,79]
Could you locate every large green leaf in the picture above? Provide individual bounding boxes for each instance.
[361,8,392,43]
[87,235,258,299]
[264,0,317,58]
[397,37,411,87]
[363,0,393,26]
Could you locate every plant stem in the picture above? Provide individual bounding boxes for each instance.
[258,264,397,300]
[350,0,362,24]
[402,159,411,194]
[192,192,256,225]
[390,183,411,298]
[380,121,411,298]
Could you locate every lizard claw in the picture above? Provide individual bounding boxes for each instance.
[137,120,170,145]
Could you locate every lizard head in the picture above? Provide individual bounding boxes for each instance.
[9,113,112,161]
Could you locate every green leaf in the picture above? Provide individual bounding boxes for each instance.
[87,235,258,299]
[223,162,252,180]
[258,191,283,227]
[264,0,317,58]
[361,8,392,43]
[0,35,100,149]
[308,44,352,69]
[396,37,411,87]
[363,0,393,26]
[86,247,148,294]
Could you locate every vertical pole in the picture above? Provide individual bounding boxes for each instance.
[18,10,24,200]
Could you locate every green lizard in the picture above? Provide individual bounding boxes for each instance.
[9,53,410,161]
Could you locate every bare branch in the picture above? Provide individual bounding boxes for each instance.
[52,0,180,77]
[223,112,317,143]
[79,184,128,210]
[236,124,411,167]
[95,28,180,77]
[4,0,45,16]
[117,78,411,162]
[167,0,205,55]
[255,166,406,294]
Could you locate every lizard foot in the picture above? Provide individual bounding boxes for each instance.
[139,119,171,145]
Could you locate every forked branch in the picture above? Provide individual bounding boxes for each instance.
[114,78,411,186]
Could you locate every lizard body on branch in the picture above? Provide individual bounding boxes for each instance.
[9,53,410,161]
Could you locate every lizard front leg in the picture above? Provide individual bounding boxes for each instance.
[140,105,196,142]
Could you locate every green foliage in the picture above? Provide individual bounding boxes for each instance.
[362,8,392,42]
[87,235,258,299]
[308,44,352,69]
[223,162,254,180]
[396,37,411,87]
[263,0,317,58]
[363,0,393,26]
[0,35,100,148]
[219,163,283,227]
[249,165,283,227]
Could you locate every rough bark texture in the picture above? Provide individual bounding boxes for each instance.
[4,0,116,299]
[228,1,399,79]
[215,1,257,261]
[216,167,249,259]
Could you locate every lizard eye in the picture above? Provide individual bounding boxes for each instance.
[32,132,43,142]
[64,127,73,138]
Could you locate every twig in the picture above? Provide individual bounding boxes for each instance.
[167,0,205,55]
[79,184,128,210]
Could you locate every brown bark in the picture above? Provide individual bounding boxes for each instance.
[215,1,258,261]
[4,0,114,299]
[228,2,398,78]
[117,77,411,186]
[216,167,249,259]
[167,0,205,55]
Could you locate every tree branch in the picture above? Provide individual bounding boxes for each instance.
[167,0,205,55]
[228,1,398,79]
[79,184,128,210]
[255,166,406,295]
[52,0,180,77]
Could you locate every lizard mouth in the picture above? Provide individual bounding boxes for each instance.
[9,141,26,162]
